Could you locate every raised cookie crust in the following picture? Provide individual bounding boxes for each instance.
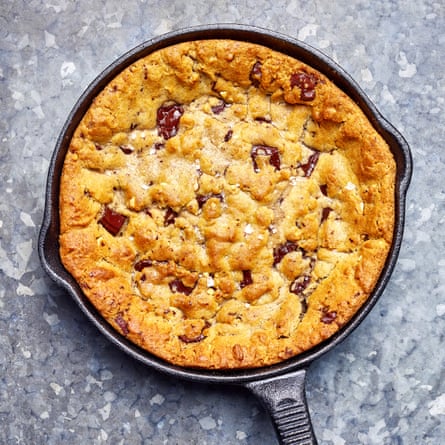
[59,40,396,369]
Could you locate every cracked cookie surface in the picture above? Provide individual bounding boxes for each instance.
[59,40,395,369]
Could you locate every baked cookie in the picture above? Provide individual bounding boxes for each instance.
[59,40,395,369]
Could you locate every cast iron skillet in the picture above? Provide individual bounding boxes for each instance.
[39,24,412,444]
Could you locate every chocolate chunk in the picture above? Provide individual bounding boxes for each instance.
[196,193,224,209]
[115,313,129,335]
[169,278,194,295]
[290,275,311,296]
[300,151,320,177]
[157,103,184,139]
[224,129,233,142]
[250,61,262,87]
[240,270,253,288]
[99,206,127,236]
[300,298,308,316]
[164,207,178,226]
[119,145,133,154]
[211,100,227,115]
[255,116,272,123]
[321,309,337,324]
[134,259,153,272]
[251,145,281,172]
[321,207,333,223]
[290,71,318,101]
[273,241,300,266]
[320,184,328,196]
[178,334,206,343]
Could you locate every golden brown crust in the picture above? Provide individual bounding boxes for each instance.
[59,40,396,369]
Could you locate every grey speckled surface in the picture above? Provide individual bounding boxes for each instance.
[1,1,444,444]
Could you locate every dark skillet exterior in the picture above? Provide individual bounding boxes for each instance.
[39,24,412,385]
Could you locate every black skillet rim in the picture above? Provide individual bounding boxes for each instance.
[39,23,412,384]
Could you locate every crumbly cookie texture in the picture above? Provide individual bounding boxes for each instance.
[59,40,395,369]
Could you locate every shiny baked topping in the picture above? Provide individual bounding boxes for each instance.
[59,40,395,369]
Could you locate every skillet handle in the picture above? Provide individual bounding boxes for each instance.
[245,369,317,445]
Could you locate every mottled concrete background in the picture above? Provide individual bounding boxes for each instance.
[1,1,444,444]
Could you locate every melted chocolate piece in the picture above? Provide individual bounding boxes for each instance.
[119,145,133,154]
[224,129,233,142]
[290,71,318,101]
[321,207,333,223]
[240,270,253,288]
[99,206,127,236]
[273,241,300,266]
[321,309,337,324]
[255,116,272,123]
[211,100,227,115]
[196,193,224,209]
[249,61,262,87]
[164,207,178,226]
[300,151,320,177]
[290,275,311,296]
[115,313,129,335]
[320,184,328,196]
[157,103,184,139]
[169,278,194,295]
[300,298,308,316]
[251,145,281,172]
[178,333,206,343]
[134,259,153,272]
